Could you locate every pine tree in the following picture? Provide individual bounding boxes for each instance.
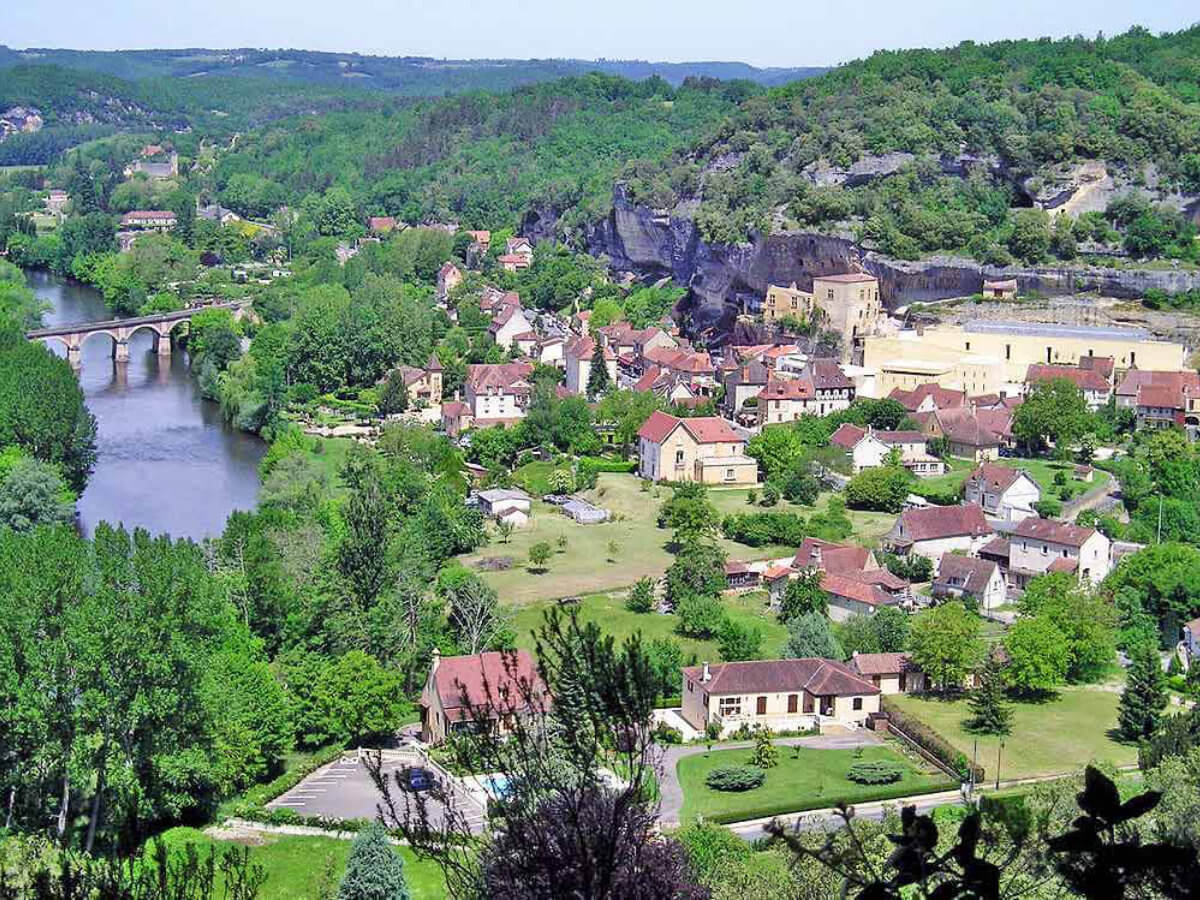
[586,353,611,399]
[338,822,410,900]
[1118,641,1168,742]
[963,649,1012,736]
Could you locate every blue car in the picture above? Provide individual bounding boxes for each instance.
[401,766,435,792]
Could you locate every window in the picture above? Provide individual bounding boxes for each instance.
[718,697,742,717]
[965,341,971,351]
[675,449,684,464]
[1131,351,1136,367]
[852,697,864,711]
[787,694,798,713]
[687,680,693,693]
[725,468,734,481]
[756,696,767,715]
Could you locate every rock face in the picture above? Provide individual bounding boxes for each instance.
[586,184,1200,340]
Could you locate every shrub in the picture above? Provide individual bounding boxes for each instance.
[653,721,683,745]
[721,511,806,547]
[705,766,766,792]
[675,593,726,638]
[881,696,984,783]
[625,577,656,613]
[847,759,904,784]
[1033,498,1063,518]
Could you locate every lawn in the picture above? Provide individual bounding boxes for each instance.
[913,456,1109,502]
[677,744,953,823]
[887,685,1136,780]
[460,474,804,605]
[155,827,446,899]
[510,590,790,663]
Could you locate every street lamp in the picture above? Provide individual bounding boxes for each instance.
[995,740,1005,791]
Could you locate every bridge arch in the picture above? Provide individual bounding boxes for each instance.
[77,329,121,351]
[36,334,73,354]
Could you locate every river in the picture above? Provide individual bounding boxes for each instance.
[27,270,265,540]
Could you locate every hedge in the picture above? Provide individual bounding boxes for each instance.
[847,759,904,785]
[881,696,984,783]
[703,777,956,825]
[705,766,766,792]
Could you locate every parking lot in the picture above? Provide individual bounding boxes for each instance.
[267,752,486,833]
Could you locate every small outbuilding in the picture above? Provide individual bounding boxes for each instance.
[561,498,609,524]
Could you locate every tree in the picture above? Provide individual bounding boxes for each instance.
[784,612,844,660]
[1012,377,1090,453]
[377,370,410,416]
[746,426,803,480]
[779,569,828,622]
[907,603,985,693]
[844,466,913,512]
[338,453,393,608]
[750,727,778,769]
[0,456,74,531]
[528,541,552,572]
[625,577,655,613]
[1003,615,1069,695]
[1007,208,1051,262]
[675,593,726,639]
[496,520,514,544]
[0,339,97,492]
[1118,640,1168,742]
[717,617,763,661]
[586,356,612,400]
[963,649,1012,735]
[338,822,410,900]
[1020,573,1116,683]
[645,637,684,700]
[663,539,726,608]
[444,573,507,655]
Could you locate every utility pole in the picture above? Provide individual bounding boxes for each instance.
[995,740,1004,791]
[1158,495,1164,545]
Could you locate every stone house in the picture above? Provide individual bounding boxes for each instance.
[382,353,444,406]
[721,360,770,416]
[488,303,535,351]
[811,273,884,361]
[437,261,463,300]
[636,410,757,484]
[478,488,532,528]
[982,278,1017,300]
[120,210,177,230]
[680,658,880,736]
[464,361,534,426]
[932,554,1006,613]
[885,503,993,560]
[850,652,926,694]
[1025,364,1111,409]
[420,649,546,745]
[829,424,944,477]
[917,407,1011,461]
[1008,517,1111,588]
[963,463,1040,521]
[888,383,968,414]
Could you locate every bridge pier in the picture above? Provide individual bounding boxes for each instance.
[67,346,81,369]
[113,340,130,363]
[155,332,172,357]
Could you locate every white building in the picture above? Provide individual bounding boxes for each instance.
[1008,517,1111,588]
[963,464,1040,521]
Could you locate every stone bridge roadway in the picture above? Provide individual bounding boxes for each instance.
[27,299,251,367]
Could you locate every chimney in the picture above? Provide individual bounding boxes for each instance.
[701,661,711,683]
[431,647,441,673]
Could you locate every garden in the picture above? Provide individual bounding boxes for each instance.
[676,742,952,823]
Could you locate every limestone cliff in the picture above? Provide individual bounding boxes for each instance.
[585,184,1200,341]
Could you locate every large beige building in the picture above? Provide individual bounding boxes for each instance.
[863,321,1187,396]
[760,273,883,361]
[636,410,758,484]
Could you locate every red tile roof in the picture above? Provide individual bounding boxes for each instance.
[934,555,999,595]
[888,383,967,412]
[682,658,879,697]
[875,430,926,445]
[1048,557,1079,573]
[1026,364,1110,393]
[637,409,680,443]
[792,538,871,574]
[807,359,854,390]
[1137,384,1186,410]
[1012,517,1097,548]
[432,650,546,720]
[1116,370,1200,397]
[895,503,991,543]
[821,572,896,607]
[830,422,867,449]
[1078,356,1115,379]
[466,361,534,393]
[851,652,915,677]
[967,463,1024,494]
[680,416,743,445]
[934,408,1007,448]
[758,377,815,401]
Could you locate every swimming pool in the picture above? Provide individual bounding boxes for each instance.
[480,774,512,799]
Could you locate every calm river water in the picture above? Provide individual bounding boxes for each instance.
[27,270,265,540]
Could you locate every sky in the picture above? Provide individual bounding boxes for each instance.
[4,0,1198,68]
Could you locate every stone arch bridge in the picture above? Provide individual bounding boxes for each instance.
[26,300,252,368]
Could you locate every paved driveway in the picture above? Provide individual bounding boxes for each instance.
[657,732,883,826]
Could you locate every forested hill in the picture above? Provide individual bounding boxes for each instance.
[0,46,825,94]
[620,26,1200,263]
[208,75,754,233]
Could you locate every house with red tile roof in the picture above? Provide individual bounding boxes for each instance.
[465,230,491,252]
[462,361,535,428]
[636,411,757,484]
[829,423,944,477]
[368,215,397,235]
[885,503,993,560]
[642,345,716,381]
[488,302,535,351]
[850,652,926,694]
[932,555,1006,612]
[963,463,1040,521]
[782,538,910,618]
[1115,369,1200,431]
[680,658,880,735]
[888,383,967,414]
[1025,364,1112,409]
[120,210,177,230]
[564,334,617,394]
[917,407,1012,461]
[420,649,547,744]
[1009,516,1111,588]
[437,261,463,299]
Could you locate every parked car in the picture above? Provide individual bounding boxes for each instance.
[400,766,437,792]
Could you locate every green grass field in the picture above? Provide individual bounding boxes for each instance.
[156,827,446,899]
[510,590,789,663]
[887,686,1136,780]
[913,456,1108,501]
[461,474,805,605]
[677,744,952,823]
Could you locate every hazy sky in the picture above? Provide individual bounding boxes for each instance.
[5,0,1197,68]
